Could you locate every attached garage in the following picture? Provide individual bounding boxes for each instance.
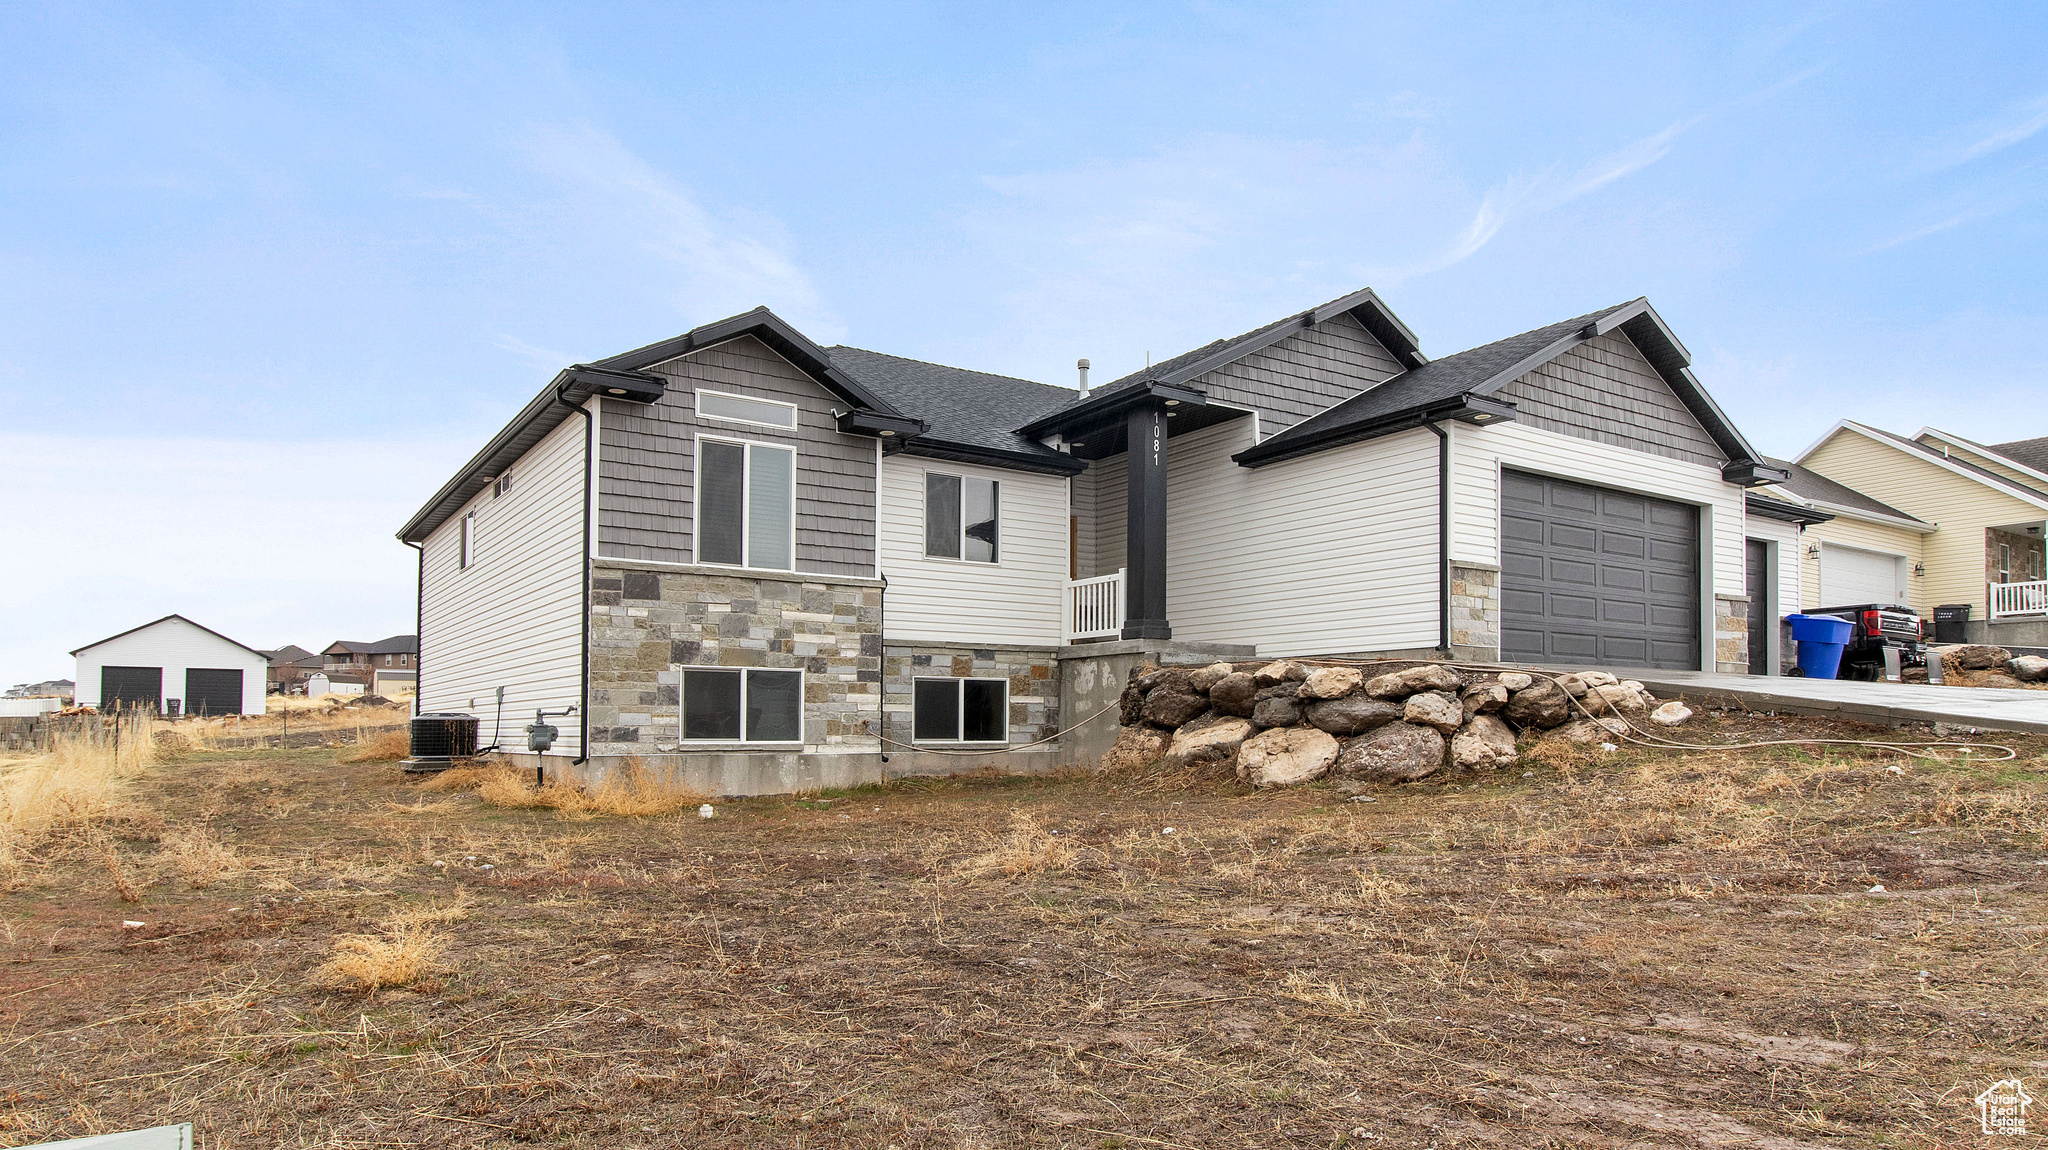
[1500,471,1701,670]
[1816,543,1908,607]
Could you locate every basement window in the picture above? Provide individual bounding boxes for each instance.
[912,677,1008,743]
[681,668,802,743]
[924,473,999,563]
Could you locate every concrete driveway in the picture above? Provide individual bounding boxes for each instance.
[1591,668,2048,734]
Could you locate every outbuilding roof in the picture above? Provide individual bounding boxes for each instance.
[70,615,272,660]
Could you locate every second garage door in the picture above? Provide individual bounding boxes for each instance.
[1500,471,1701,670]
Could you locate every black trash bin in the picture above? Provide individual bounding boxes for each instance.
[1933,603,1972,644]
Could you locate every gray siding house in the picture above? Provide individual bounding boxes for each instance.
[399,289,1788,795]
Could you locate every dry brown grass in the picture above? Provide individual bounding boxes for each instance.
[340,728,410,762]
[955,809,1079,879]
[429,757,708,816]
[318,923,447,991]
[160,825,246,889]
[0,710,154,837]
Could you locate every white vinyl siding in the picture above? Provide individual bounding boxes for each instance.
[1744,515,1802,674]
[1162,420,1440,656]
[72,617,268,715]
[879,456,1067,646]
[418,408,589,757]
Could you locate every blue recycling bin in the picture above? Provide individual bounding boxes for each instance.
[1786,613,1854,679]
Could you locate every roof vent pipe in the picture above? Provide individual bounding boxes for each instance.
[1076,358,1091,397]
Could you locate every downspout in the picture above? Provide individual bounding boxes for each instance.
[1425,422,1451,655]
[555,382,593,768]
[402,539,423,716]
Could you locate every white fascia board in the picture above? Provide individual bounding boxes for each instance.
[1805,498,1938,533]
[1916,425,2048,488]
[1811,420,2048,514]
[1790,419,1861,465]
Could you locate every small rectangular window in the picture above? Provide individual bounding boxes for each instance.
[911,676,1009,743]
[1999,543,2012,582]
[459,513,475,570]
[493,472,513,498]
[924,472,998,562]
[697,438,796,570]
[698,390,798,429]
[681,668,802,743]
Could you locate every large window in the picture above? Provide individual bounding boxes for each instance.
[698,438,795,570]
[912,677,1008,743]
[924,473,999,563]
[681,668,803,743]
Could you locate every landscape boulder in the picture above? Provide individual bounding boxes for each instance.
[1335,722,1446,783]
[1298,666,1363,700]
[1251,684,1304,728]
[1254,660,1309,687]
[1403,690,1464,733]
[1947,644,2012,671]
[1548,716,1631,745]
[1501,680,1570,729]
[1236,726,1340,787]
[1142,684,1210,728]
[1364,664,1464,699]
[1553,673,1591,698]
[1497,671,1533,691]
[1450,714,1518,771]
[1301,694,1405,736]
[1132,665,1177,692]
[1650,700,1694,727]
[1098,725,1169,772]
[1460,682,1508,719]
[1208,673,1259,717]
[2009,654,2048,682]
[1158,717,1254,772]
[1187,661,1236,693]
[1582,683,1648,716]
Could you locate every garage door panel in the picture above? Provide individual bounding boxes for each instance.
[185,668,244,716]
[1817,545,1905,605]
[1499,471,1701,671]
[101,666,162,712]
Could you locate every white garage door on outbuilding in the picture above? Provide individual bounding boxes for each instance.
[71,615,271,716]
[1817,543,1908,607]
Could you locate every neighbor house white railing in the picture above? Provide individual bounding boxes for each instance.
[1064,568,1126,642]
[1990,580,2048,619]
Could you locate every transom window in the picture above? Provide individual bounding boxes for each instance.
[912,677,1008,743]
[697,437,795,570]
[924,472,999,563]
[681,668,803,743]
[697,389,798,430]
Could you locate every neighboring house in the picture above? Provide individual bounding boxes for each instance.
[4,679,74,701]
[260,645,325,693]
[71,615,270,716]
[323,636,418,674]
[1795,422,2048,648]
[399,289,1787,793]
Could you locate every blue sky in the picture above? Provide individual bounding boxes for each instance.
[4,2,2047,682]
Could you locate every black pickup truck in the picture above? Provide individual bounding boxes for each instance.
[1804,603,1928,680]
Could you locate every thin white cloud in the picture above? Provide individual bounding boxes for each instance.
[493,332,573,373]
[1955,95,2048,165]
[1865,207,1989,252]
[511,122,838,337]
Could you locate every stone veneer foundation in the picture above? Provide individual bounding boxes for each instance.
[586,559,883,757]
[1713,593,1751,674]
[1449,562,1501,659]
[879,643,1061,753]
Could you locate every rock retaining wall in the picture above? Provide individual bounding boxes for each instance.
[1102,659,1688,788]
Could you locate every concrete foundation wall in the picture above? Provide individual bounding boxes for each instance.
[1056,639,1255,769]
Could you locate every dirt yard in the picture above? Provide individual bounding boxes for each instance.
[1,712,2043,1149]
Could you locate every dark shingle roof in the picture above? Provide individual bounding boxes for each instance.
[826,346,1081,470]
[1990,435,2048,476]
[1760,457,1927,525]
[1245,302,1638,459]
[327,635,418,656]
[263,644,323,668]
[1071,310,1313,413]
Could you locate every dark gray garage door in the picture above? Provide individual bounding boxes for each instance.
[101,666,163,712]
[185,668,245,716]
[1500,471,1700,670]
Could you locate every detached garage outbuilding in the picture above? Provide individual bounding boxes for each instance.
[72,615,270,716]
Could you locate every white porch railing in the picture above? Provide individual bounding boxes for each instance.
[1990,580,2048,619]
[1064,568,1126,642]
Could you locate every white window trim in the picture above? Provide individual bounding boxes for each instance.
[696,388,800,430]
[693,433,798,572]
[921,469,1003,567]
[1998,542,2011,582]
[677,667,805,746]
[911,675,1010,745]
[458,511,475,570]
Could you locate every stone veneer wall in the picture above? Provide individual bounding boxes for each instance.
[1712,593,1750,674]
[1988,527,2045,585]
[587,561,882,756]
[881,644,1060,751]
[1449,562,1501,659]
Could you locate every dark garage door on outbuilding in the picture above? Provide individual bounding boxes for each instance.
[184,668,245,716]
[100,666,164,712]
[1500,470,1700,671]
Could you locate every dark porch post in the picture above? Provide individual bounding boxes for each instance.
[1122,404,1171,639]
